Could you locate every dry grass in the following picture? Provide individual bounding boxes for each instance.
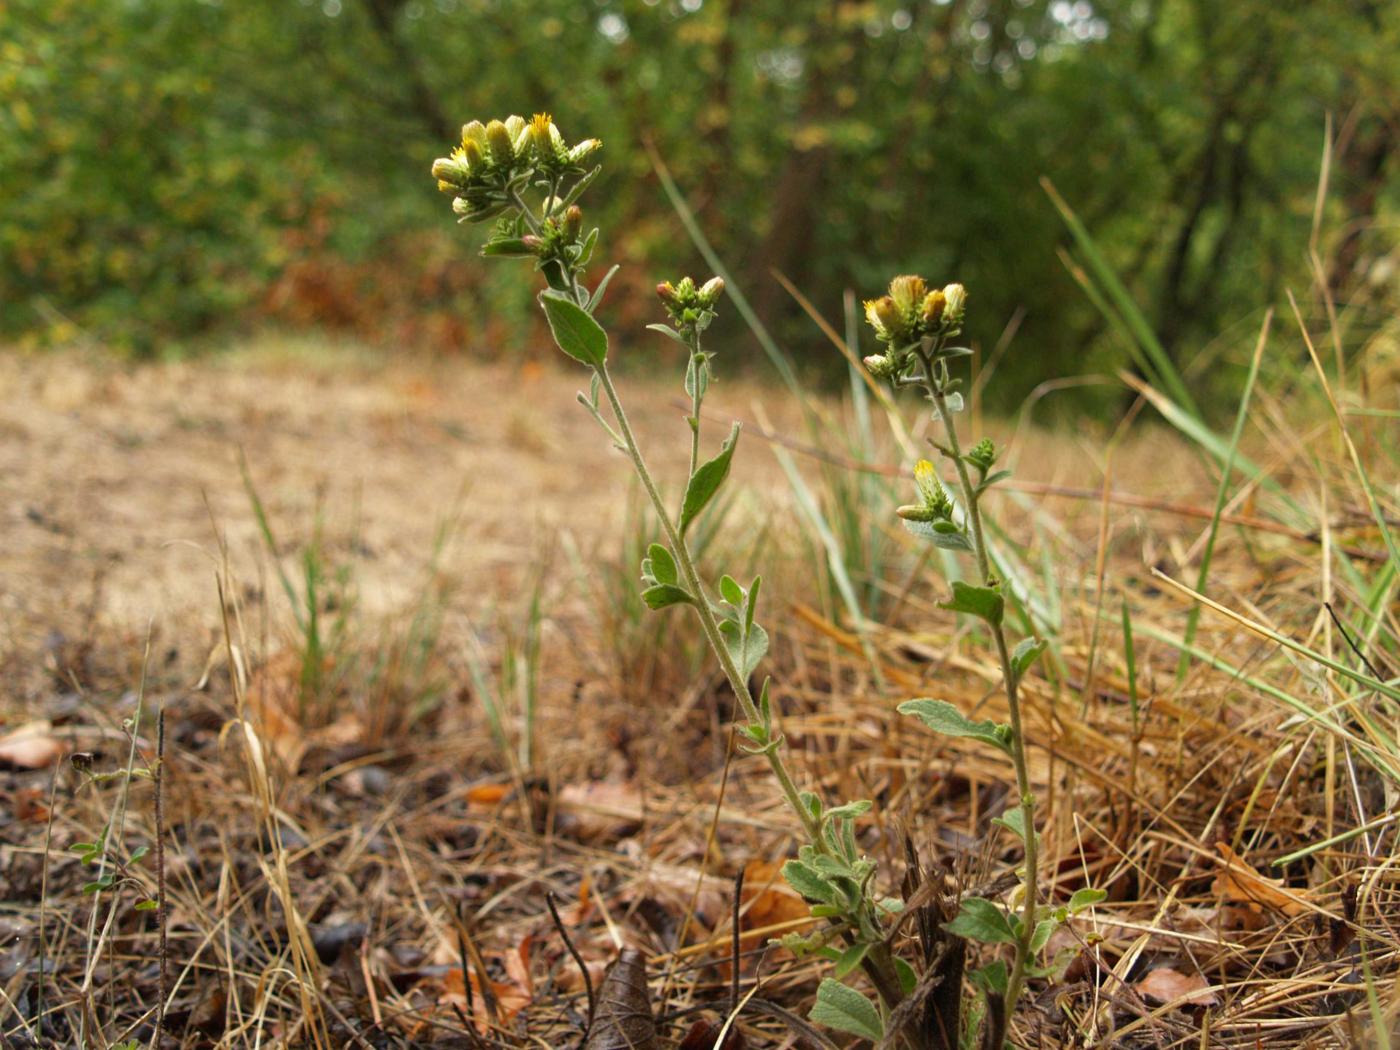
[1,339,1397,1048]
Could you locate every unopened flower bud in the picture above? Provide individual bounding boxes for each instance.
[921,289,946,326]
[521,234,545,253]
[968,438,997,472]
[462,121,488,149]
[563,205,583,241]
[486,119,515,165]
[460,138,486,171]
[897,503,938,523]
[888,274,928,315]
[868,295,902,340]
[567,138,602,164]
[699,276,725,306]
[452,196,471,216]
[941,283,967,327]
[675,276,696,299]
[864,353,896,379]
[656,281,678,304]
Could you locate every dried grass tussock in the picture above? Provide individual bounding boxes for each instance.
[1,342,1397,1049]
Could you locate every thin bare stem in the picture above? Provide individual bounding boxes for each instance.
[926,378,1039,1020]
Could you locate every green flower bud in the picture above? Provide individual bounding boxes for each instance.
[503,114,529,154]
[567,138,602,164]
[675,276,696,299]
[967,438,997,472]
[864,353,896,379]
[897,503,938,523]
[461,121,488,149]
[698,276,725,306]
[486,119,515,165]
[942,283,967,328]
[460,138,486,171]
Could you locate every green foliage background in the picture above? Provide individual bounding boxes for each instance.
[3,0,1397,410]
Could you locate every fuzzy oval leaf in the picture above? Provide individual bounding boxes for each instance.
[540,289,607,368]
[1012,636,1048,678]
[644,543,679,586]
[939,580,1004,625]
[1068,887,1108,914]
[809,979,884,1042]
[945,897,1017,945]
[782,859,837,904]
[902,519,974,550]
[679,422,740,534]
[1029,916,1059,954]
[832,942,871,980]
[898,699,1012,755]
[641,584,693,610]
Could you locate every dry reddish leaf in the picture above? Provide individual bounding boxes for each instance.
[466,782,511,806]
[14,787,51,823]
[440,964,532,1032]
[1135,966,1218,1007]
[0,722,67,769]
[741,860,810,934]
[557,780,644,841]
[1212,842,1310,916]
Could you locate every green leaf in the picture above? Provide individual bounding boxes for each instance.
[719,574,744,606]
[809,979,884,1042]
[824,799,872,823]
[577,226,599,265]
[641,584,693,610]
[1068,887,1108,914]
[945,897,1017,945]
[898,699,1012,755]
[587,264,620,311]
[978,468,1014,493]
[128,845,149,864]
[969,960,1009,997]
[991,807,1028,841]
[134,898,159,911]
[894,957,918,996]
[902,518,974,550]
[1029,916,1058,954]
[833,941,871,979]
[480,237,535,257]
[539,289,607,368]
[644,543,679,586]
[645,322,690,348]
[679,422,740,534]
[1011,636,1048,679]
[720,616,769,679]
[939,581,1004,626]
[782,860,837,904]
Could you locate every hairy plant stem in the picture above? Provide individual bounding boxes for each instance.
[923,373,1039,1020]
[531,183,905,1014]
[593,359,906,1012]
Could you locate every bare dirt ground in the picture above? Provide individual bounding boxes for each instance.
[5,343,1388,1049]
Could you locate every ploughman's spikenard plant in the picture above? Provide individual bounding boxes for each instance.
[431,114,1100,1049]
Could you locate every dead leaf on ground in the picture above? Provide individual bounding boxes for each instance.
[467,782,511,806]
[0,722,67,769]
[583,949,659,1050]
[1212,842,1310,917]
[557,780,644,841]
[1135,966,1219,1007]
[741,859,811,942]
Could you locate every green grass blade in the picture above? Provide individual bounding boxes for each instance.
[1176,311,1271,681]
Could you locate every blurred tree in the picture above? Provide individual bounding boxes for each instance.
[2,0,1395,412]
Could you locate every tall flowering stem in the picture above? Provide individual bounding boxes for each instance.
[866,275,1057,1042]
[432,115,911,1028]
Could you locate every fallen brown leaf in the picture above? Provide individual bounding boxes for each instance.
[1213,842,1310,917]
[0,722,67,769]
[1135,966,1218,1007]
